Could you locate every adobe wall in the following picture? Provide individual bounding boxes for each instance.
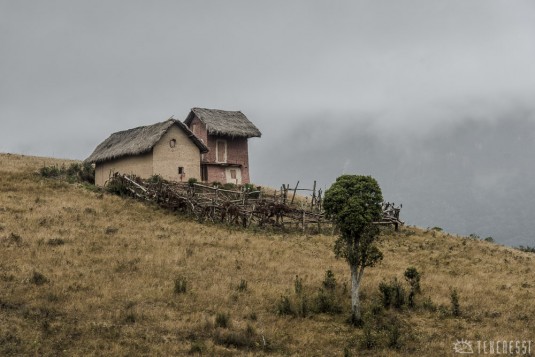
[153,125,202,182]
[95,153,153,186]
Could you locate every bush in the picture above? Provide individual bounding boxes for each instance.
[30,271,48,285]
[215,312,230,328]
[188,177,198,187]
[222,183,238,191]
[314,288,342,314]
[322,270,337,291]
[276,295,294,316]
[517,245,535,253]
[39,165,61,178]
[237,279,248,292]
[294,275,303,295]
[174,276,187,294]
[379,278,406,309]
[484,237,495,243]
[46,238,65,246]
[450,289,460,316]
[404,267,421,293]
[39,162,95,183]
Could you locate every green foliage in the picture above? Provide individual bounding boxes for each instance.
[484,236,495,243]
[30,271,48,285]
[404,267,421,293]
[187,177,198,187]
[276,295,294,316]
[431,226,443,231]
[359,324,376,349]
[222,183,237,191]
[46,238,65,246]
[237,279,248,292]
[314,288,342,314]
[516,245,535,253]
[148,175,163,184]
[322,270,337,291]
[379,281,393,308]
[106,178,129,196]
[215,312,230,328]
[450,289,460,317]
[324,175,383,243]
[174,276,187,294]
[294,275,303,295]
[379,278,406,309]
[39,162,95,183]
[468,233,480,240]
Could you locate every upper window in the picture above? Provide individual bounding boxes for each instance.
[216,139,227,163]
[169,139,176,148]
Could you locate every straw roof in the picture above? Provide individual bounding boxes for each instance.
[184,108,261,138]
[85,119,208,164]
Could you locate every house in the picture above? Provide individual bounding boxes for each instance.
[184,108,261,184]
[86,119,208,186]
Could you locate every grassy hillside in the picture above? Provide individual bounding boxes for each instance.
[0,153,533,356]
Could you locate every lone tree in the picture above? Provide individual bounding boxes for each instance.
[324,175,384,324]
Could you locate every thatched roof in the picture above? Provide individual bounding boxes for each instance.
[184,108,261,138]
[85,119,208,164]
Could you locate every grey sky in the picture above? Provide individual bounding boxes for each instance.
[1,1,534,245]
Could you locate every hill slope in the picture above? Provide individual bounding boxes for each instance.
[0,153,533,356]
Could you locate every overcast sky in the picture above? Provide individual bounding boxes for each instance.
[1,1,534,246]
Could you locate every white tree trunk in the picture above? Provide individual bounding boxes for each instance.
[350,264,361,321]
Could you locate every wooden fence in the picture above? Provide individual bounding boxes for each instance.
[107,174,403,233]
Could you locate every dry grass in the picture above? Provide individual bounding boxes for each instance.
[0,153,534,356]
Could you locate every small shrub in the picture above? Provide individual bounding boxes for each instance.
[431,226,443,231]
[148,175,163,184]
[215,312,230,328]
[106,178,129,196]
[7,233,22,246]
[276,295,294,316]
[213,326,260,350]
[237,279,248,292]
[123,312,137,324]
[517,245,535,253]
[468,233,480,240]
[30,271,48,285]
[46,238,65,246]
[404,267,421,293]
[484,237,495,243]
[388,322,402,349]
[296,294,309,317]
[222,183,238,191]
[174,276,187,294]
[379,281,393,308]
[322,269,337,291]
[188,340,206,354]
[450,288,461,316]
[314,288,342,314]
[188,177,198,187]
[379,278,406,309]
[39,165,61,178]
[359,324,376,349]
[105,226,119,235]
[294,275,303,295]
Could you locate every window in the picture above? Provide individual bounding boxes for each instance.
[178,167,184,175]
[169,139,176,148]
[230,169,237,180]
[216,139,227,163]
